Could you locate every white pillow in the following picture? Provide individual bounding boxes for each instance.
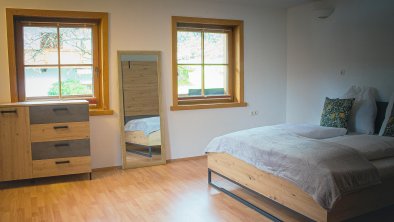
[324,135,394,160]
[124,117,160,135]
[342,86,377,134]
[379,93,394,136]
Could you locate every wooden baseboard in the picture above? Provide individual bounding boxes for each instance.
[92,155,206,171]
[167,155,207,163]
[92,166,121,172]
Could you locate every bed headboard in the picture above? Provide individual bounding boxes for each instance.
[375,101,388,133]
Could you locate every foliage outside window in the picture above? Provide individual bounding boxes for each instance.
[22,24,97,100]
[6,8,112,115]
[177,29,229,98]
[171,16,246,111]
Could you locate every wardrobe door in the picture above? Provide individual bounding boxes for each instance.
[0,107,32,181]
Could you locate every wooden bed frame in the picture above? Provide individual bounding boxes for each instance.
[124,130,161,146]
[208,101,392,221]
[208,153,394,222]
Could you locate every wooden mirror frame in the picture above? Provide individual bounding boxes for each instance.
[118,51,166,169]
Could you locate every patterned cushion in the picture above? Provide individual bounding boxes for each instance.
[382,117,394,137]
[379,93,394,136]
[320,97,355,128]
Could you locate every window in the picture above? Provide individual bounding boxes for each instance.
[18,23,97,100]
[6,8,112,115]
[171,16,246,111]
[177,28,230,98]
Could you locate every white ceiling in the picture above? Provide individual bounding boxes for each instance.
[267,0,313,8]
[215,0,313,8]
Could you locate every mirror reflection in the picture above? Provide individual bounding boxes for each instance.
[124,116,161,161]
[119,51,165,168]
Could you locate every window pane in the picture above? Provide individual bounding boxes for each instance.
[24,27,58,65]
[178,65,202,97]
[204,32,228,64]
[60,66,94,96]
[177,31,202,64]
[60,27,93,64]
[25,67,59,97]
[204,65,228,96]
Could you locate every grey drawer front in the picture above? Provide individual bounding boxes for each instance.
[32,139,90,160]
[30,104,89,124]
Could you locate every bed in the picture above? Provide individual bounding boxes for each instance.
[124,116,161,157]
[206,102,394,222]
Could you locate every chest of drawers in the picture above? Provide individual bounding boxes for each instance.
[0,101,91,182]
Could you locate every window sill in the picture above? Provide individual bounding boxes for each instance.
[89,109,114,116]
[170,102,247,111]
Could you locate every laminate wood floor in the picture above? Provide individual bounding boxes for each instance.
[1,157,393,222]
[0,158,268,222]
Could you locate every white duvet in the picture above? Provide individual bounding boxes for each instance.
[275,123,347,139]
[324,135,394,160]
[124,116,160,135]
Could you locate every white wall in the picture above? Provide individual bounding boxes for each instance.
[0,0,288,168]
[287,0,394,124]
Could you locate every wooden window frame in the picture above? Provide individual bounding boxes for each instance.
[176,27,232,102]
[15,21,99,102]
[6,8,113,116]
[171,16,246,111]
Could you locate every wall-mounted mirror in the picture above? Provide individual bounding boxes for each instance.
[118,51,165,169]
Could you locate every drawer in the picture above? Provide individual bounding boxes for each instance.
[31,122,90,142]
[30,104,88,124]
[32,139,90,160]
[32,156,91,178]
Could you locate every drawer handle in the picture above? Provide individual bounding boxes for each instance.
[55,160,70,164]
[1,110,17,114]
[53,125,69,130]
[54,143,70,148]
[53,107,68,112]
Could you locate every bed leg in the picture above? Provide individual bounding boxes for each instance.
[208,169,282,222]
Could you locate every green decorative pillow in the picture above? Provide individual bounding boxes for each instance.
[320,97,355,128]
[382,117,394,137]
